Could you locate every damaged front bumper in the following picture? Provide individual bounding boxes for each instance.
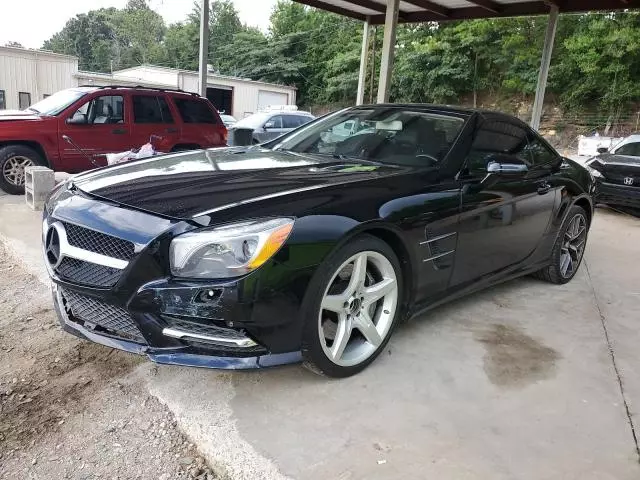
[51,282,302,370]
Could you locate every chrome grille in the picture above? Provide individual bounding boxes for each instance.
[165,317,249,341]
[56,257,122,287]
[63,222,135,260]
[61,288,146,343]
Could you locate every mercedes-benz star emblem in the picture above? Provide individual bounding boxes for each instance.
[624,177,634,186]
[45,225,62,268]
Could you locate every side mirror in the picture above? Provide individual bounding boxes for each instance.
[487,160,529,176]
[597,147,608,154]
[66,114,87,125]
[481,157,529,187]
[264,121,275,130]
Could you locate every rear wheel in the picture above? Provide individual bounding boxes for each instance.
[535,205,589,284]
[301,235,403,377]
[0,145,45,195]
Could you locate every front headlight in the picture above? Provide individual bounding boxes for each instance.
[170,218,294,279]
[587,165,604,179]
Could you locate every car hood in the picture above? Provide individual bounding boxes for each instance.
[595,153,640,166]
[0,110,42,121]
[71,147,406,219]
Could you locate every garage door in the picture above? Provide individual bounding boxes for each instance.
[258,90,289,110]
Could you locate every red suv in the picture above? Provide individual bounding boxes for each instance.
[0,86,228,194]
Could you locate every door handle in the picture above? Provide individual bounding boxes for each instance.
[166,127,178,133]
[112,128,127,135]
[537,181,551,195]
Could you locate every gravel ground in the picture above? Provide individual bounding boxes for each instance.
[0,245,218,480]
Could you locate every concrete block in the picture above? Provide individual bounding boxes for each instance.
[24,166,55,211]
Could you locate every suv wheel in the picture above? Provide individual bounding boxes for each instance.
[0,145,45,195]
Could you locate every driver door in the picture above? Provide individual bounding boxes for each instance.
[59,94,131,172]
[451,115,557,287]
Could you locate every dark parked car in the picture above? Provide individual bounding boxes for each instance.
[43,105,595,378]
[586,135,640,210]
[0,85,227,194]
[230,110,315,144]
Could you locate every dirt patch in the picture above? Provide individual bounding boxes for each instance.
[475,324,560,388]
[0,244,218,479]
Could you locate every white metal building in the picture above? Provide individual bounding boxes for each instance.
[0,46,297,119]
[0,46,78,110]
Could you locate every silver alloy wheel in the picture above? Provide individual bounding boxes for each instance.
[2,156,34,187]
[560,213,587,278]
[318,250,398,367]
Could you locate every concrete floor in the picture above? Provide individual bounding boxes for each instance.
[1,195,638,480]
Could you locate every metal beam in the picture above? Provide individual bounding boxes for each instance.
[347,0,387,13]
[530,5,559,131]
[403,0,450,17]
[293,0,367,20]
[464,0,501,13]
[377,0,400,103]
[357,18,372,105]
[198,0,209,97]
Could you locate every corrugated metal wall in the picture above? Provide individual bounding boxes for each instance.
[0,47,78,110]
[118,66,297,119]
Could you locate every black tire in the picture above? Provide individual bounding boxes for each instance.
[535,205,589,284]
[0,145,45,195]
[300,234,404,378]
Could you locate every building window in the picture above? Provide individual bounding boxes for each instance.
[19,92,31,109]
[0,90,5,110]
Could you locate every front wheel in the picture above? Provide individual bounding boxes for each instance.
[301,235,403,378]
[535,205,589,284]
[0,145,44,195]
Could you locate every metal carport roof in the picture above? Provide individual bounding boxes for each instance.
[290,0,639,129]
[293,0,638,23]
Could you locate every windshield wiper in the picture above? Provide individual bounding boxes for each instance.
[332,154,384,166]
[26,107,40,114]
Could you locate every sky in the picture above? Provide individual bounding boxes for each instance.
[0,0,279,48]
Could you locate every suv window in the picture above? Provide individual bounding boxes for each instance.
[615,142,640,157]
[526,134,558,166]
[174,98,217,124]
[71,95,124,125]
[133,95,174,124]
[467,119,530,175]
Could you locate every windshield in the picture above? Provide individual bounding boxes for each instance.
[26,88,91,116]
[234,113,271,129]
[271,107,466,167]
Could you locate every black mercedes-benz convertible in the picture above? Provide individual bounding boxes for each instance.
[43,104,595,377]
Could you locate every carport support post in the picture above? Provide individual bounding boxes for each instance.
[357,17,372,106]
[377,0,400,104]
[530,5,559,131]
[198,0,210,98]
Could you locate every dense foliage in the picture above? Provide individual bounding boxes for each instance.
[43,0,640,113]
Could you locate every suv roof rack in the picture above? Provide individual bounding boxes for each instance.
[79,85,200,97]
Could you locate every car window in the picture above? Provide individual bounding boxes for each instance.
[278,109,464,166]
[282,115,300,129]
[615,142,640,157]
[268,116,284,129]
[466,119,530,174]
[70,95,124,125]
[525,134,558,166]
[174,98,218,124]
[133,95,174,124]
